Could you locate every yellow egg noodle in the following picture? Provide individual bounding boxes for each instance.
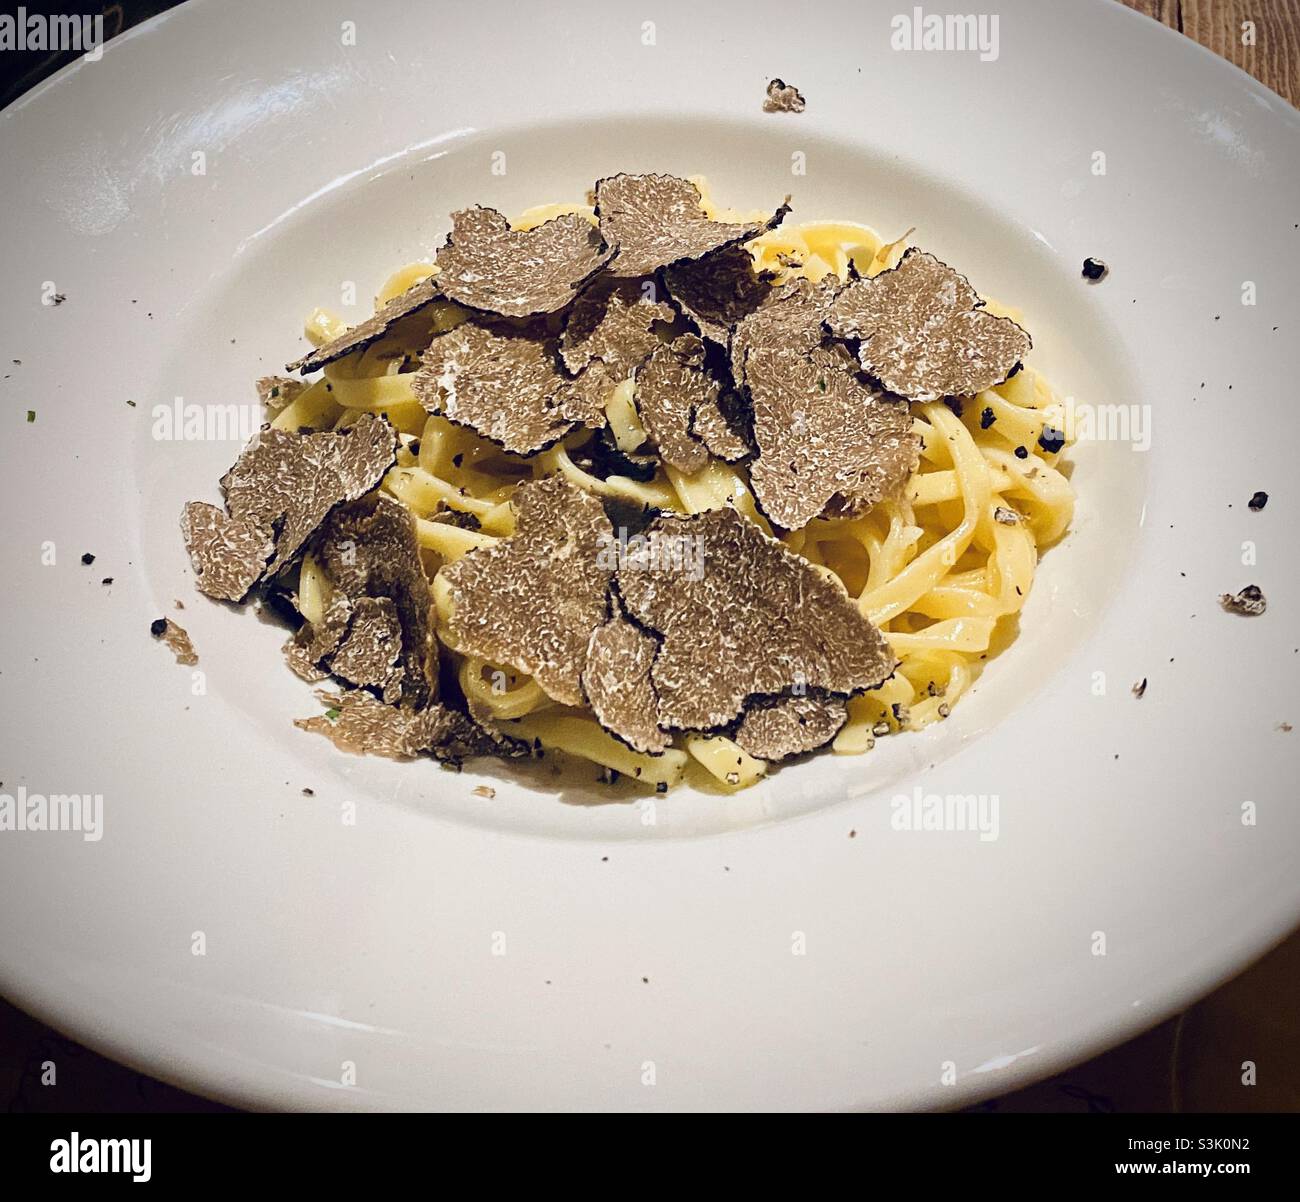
[278,183,1075,792]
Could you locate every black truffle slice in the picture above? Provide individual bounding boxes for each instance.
[327,597,404,698]
[440,477,614,706]
[731,275,844,389]
[746,342,919,529]
[826,249,1031,402]
[662,243,776,350]
[412,320,602,455]
[634,335,725,473]
[295,688,517,763]
[284,592,353,683]
[733,691,848,760]
[179,505,275,604]
[287,276,441,374]
[762,78,807,114]
[434,206,614,318]
[582,610,670,755]
[594,173,789,279]
[560,278,676,377]
[286,493,438,705]
[690,387,753,462]
[616,506,896,731]
[181,413,396,602]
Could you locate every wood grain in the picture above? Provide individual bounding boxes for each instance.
[1120,0,1300,107]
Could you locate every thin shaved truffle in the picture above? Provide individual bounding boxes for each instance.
[746,343,919,529]
[690,387,753,462]
[663,243,775,349]
[827,249,1031,401]
[617,506,896,730]
[731,275,843,388]
[295,689,517,763]
[434,206,614,318]
[287,276,441,374]
[734,691,847,760]
[328,597,404,698]
[413,321,600,455]
[441,477,614,706]
[285,593,352,683]
[181,413,396,601]
[634,335,724,473]
[561,278,675,377]
[595,173,789,278]
[314,493,436,704]
[180,505,274,603]
[256,375,306,414]
[582,611,670,755]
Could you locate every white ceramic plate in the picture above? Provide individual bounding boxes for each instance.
[1,0,1297,1111]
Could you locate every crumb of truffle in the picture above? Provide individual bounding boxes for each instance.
[1219,585,1266,616]
[1248,491,1269,511]
[301,787,315,797]
[151,616,198,665]
[1132,678,1147,699]
[1082,257,1108,282]
[101,577,113,586]
[763,78,806,113]
[1278,723,1293,733]
[80,552,95,565]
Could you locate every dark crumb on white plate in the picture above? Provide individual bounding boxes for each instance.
[301,787,314,796]
[101,577,113,585]
[1132,678,1147,699]
[1248,491,1269,511]
[80,552,95,565]
[1081,257,1107,282]
[1278,723,1293,733]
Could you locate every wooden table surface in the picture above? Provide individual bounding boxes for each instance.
[1121,0,1300,105]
